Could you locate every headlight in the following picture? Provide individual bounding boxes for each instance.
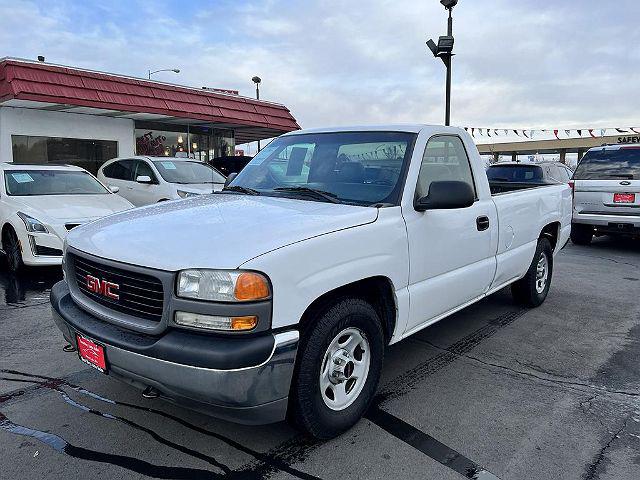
[17,212,49,233]
[177,190,199,198]
[177,270,270,302]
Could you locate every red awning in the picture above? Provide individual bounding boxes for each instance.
[0,58,299,143]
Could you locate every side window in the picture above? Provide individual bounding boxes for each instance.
[417,136,475,199]
[103,160,134,181]
[134,160,157,182]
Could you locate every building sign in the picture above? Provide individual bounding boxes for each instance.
[618,135,640,144]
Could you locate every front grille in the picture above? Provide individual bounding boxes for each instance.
[35,245,63,256]
[71,253,164,321]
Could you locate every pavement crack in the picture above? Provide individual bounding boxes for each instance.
[411,338,640,400]
[582,416,630,480]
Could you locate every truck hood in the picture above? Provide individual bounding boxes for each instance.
[12,194,133,222]
[67,194,378,270]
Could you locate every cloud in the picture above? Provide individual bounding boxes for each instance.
[1,0,638,137]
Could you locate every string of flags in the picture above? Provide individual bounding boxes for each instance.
[462,127,640,140]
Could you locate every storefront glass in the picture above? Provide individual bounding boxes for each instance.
[11,135,118,174]
[134,123,234,163]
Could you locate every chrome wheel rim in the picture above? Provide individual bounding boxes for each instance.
[535,252,549,294]
[319,327,370,411]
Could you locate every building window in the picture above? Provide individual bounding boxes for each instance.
[11,135,118,175]
[134,122,234,163]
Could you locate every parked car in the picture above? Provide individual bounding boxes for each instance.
[0,163,133,271]
[51,125,571,439]
[570,144,640,244]
[487,161,573,194]
[98,156,226,206]
[209,155,253,176]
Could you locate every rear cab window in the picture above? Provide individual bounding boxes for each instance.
[487,165,544,183]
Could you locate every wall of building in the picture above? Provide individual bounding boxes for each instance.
[0,107,135,162]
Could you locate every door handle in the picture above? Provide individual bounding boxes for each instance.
[476,215,490,231]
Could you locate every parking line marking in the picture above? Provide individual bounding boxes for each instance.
[366,406,501,480]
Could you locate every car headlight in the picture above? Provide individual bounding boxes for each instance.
[177,269,270,302]
[177,190,199,198]
[17,212,49,233]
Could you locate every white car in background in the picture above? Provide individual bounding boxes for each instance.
[1,164,133,272]
[97,156,226,206]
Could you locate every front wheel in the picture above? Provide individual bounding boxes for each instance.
[288,298,384,439]
[511,237,553,307]
[3,228,24,273]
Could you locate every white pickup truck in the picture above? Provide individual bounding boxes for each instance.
[51,125,571,439]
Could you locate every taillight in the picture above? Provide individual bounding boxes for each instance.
[568,180,574,193]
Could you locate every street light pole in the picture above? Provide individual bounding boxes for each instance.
[427,0,458,126]
[148,68,180,79]
[445,7,453,126]
[252,76,262,152]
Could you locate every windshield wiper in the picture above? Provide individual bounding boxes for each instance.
[274,186,340,203]
[222,185,260,195]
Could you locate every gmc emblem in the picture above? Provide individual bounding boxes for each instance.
[86,275,119,300]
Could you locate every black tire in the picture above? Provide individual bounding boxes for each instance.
[511,238,553,307]
[289,298,385,439]
[570,223,593,245]
[3,227,24,273]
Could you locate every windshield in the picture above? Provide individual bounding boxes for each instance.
[487,165,544,183]
[4,170,109,196]
[573,148,640,180]
[152,160,226,184]
[227,131,416,206]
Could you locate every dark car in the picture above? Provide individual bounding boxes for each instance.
[208,155,253,176]
[487,161,573,193]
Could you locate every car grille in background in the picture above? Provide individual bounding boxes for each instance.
[35,245,63,256]
[71,253,164,321]
[65,223,81,230]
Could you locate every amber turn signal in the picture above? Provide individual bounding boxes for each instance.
[234,272,270,301]
[231,316,259,331]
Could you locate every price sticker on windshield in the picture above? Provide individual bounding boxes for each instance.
[160,161,176,170]
[11,173,34,183]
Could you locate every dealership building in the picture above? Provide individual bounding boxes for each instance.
[0,57,299,174]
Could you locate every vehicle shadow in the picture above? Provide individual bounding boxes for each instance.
[0,266,62,305]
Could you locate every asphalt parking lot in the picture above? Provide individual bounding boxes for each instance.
[1,237,639,480]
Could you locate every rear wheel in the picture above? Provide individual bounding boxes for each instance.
[512,238,553,307]
[570,223,593,245]
[289,298,384,439]
[2,227,24,273]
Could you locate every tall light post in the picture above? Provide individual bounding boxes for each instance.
[148,68,180,79]
[252,76,262,151]
[427,0,458,126]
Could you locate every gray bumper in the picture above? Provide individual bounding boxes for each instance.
[51,281,299,425]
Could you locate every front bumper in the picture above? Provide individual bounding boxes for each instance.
[51,281,299,425]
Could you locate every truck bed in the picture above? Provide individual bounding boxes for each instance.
[489,181,553,195]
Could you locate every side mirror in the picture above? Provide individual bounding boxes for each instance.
[414,181,475,211]
[224,172,237,188]
[108,185,120,194]
[136,175,152,184]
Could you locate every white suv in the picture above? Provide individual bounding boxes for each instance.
[571,144,640,244]
[98,156,226,206]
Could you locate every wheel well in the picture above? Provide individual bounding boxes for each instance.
[298,276,397,344]
[2,223,16,245]
[540,221,560,251]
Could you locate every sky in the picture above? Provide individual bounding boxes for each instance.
[1,0,639,147]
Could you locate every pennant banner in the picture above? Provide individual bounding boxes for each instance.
[460,126,640,140]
